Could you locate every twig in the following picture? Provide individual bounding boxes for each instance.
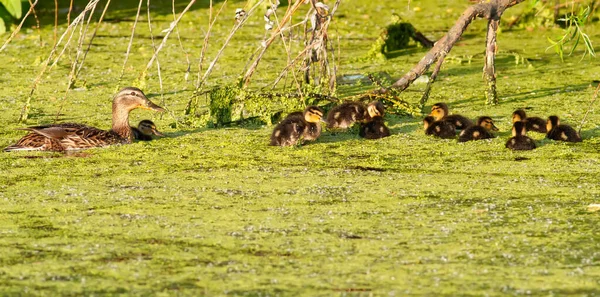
[0,0,40,52]
[75,0,112,80]
[146,0,165,107]
[67,0,74,24]
[196,0,228,90]
[172,0,192,82]
[198,0,265,88]
[54,0,58,46]
[27,0,42,47]
[118,0,144,87]
[139,0,197,81]
[242,0,304,87]
[578,82,600,134]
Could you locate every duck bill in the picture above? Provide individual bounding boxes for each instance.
[151,128,165,137]
[142,101,166,112]
[491,124,499,131]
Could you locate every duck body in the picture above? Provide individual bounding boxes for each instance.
[458,116,498,142]
[512,109,547,133]
[506,121,536,150]
[4,87,165,152]
[546,115,582,142]
[270,106,324,146]
[326,101,368,129]
[360,116,390,139]
[430,102,473,130]
[423,116,456,139]
[506,135,536,150]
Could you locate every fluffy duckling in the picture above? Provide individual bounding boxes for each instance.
[430,102,473,130]
[359,101,390,139]
[546,115,582,142]
[4,87,165,152]
[423,116,456,139]
[506,121,536,150]
[270,106,324,146]
[458,116,498,142]
[132,120,164,141]
[326,101,368,130]
[512,109,547,133]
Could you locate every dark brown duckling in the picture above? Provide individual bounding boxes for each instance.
[326,101,368,130]
[359,101,390,139]
[546,115,582,142]
[458,116,498,142]
[506,121,536,150]
[132,120,164,141]
[512,109,547,133]
[423,116,456,139]
[430,102,473,130]
[270,106,324,146]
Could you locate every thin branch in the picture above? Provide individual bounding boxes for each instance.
[0,0,40,52]
[196,0,228,90]
[147,0,165,106]
[578,82,600,134]
[172,0,192,82]
[118,0,144,86]
[75,0,112,80]
[27,0,42,47]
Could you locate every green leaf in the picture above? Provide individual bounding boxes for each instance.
[0,17,5,35]
[0,0,22,19]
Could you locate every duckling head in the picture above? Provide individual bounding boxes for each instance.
[138,120,164,136]
[429,102,448,121]
[423,116,435,130]
[512,121,527,137]
[512,109,526,123]
[367,101,385,118]
[303,106,324,123]
[113,87,165,113]
[547,115,560,132]
[477,116,499,131]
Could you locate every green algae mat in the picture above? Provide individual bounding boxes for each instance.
[1,1,600,295]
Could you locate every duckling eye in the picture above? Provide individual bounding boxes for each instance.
[130,91,136,96]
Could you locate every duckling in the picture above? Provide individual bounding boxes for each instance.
[4,87,165,152]
[326,101,368,130]
[512,109,547,133]
[359,101,390,139]
[430,102,473,130]
[506,121,536,150]
[270,106,324,146]
[458,116,498,142]
[423,116,456,139]
[546,115,582,142]
[132,120,164,141]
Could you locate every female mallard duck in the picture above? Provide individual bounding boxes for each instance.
[506,121,536,150]
[326,101,368,129]
[546,115,582,142]
[270,106,324,146]
[4,87,165,152]
[512,109,546,133]
[360,101,390,139]
[132,120,164,141]
[430,102,473,130]
[458,116,498,142]
[423,116,456,139]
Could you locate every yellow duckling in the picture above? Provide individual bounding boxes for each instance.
[132,120,164,141]
[325,101,368,130]
[458,116,498,142]
[430,102,473,130]
[546,115,582,142]
[359,101,390,139]
[4,87,164,152]
[506,121,536,150]
[423,116,456,139]
[270,106,324,146]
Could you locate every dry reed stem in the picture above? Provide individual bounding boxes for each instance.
[195,0,227,90]
[118,0,144,87]
[0,0,40,52]
[172,0,192,81]
[578,82,600,134]
[75,0,112,79]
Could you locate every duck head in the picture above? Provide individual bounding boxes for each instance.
[113,87,165,113]
[138,120,164,137]
[477,116,499,131]
[429,102,448,121]
[547,115,560,132]
[422,116,435,131]
[512,121,527,137]
[512,109,526,123]
[303,106,324,123]
[367,101,385,118]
